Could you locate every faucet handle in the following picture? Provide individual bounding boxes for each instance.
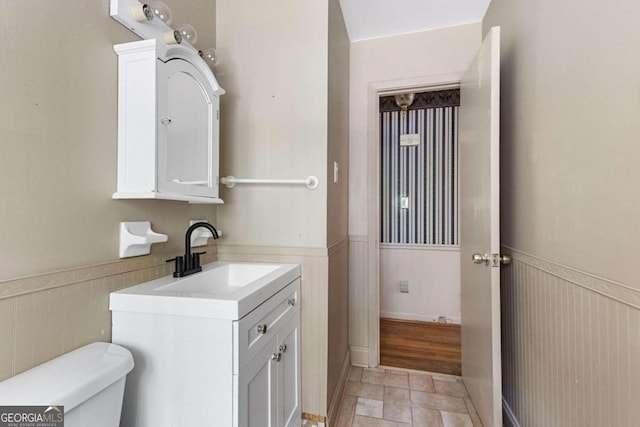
[192,251,207,269]
[166,256,185,277]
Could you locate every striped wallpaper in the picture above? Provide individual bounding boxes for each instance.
[380,92,459,245]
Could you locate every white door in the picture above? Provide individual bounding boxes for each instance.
[459,26,503,427]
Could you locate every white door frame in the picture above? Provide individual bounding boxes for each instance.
[365,72,464,367]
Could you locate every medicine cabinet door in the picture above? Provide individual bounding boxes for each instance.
[157,58,219,198]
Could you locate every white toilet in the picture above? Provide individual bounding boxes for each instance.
[0,342,134,427]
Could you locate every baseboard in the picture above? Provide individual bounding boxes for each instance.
[380,311,461,324]
[502,397,521,427]
[327,350,351,426]
[349,346,369,367]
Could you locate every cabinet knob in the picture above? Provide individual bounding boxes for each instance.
[257,324,268,334]
[287,298,296,306]
[160,117,172,125]
[279,344,287,353]
[271,352,281,362]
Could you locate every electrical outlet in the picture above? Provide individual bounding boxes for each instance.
[400,197,409,209]
[399,280,409,293]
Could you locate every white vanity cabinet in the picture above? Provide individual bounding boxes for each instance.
[112,39,224,204]
[234,279,301,427]
[110,264,301,427]
[237,311,301,427]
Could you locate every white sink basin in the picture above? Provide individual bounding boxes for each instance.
[110,261,300,320]
[155,263,282,295]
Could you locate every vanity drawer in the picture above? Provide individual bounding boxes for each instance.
[233,279,300,373]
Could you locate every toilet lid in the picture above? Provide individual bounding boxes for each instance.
[0,342,134,410]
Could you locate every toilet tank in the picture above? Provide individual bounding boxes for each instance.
[0,342,134,427]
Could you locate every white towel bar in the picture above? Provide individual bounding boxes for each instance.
[220,175,318,190]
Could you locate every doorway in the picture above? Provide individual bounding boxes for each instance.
[360,28,503,427]
[362,73,463,370]
[376,87,462,375]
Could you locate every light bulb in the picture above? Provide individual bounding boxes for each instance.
[199,48,218,68]
[178,24,198,44]
[151,1,172,24]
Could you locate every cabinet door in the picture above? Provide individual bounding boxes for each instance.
[157,58,219,198]
[238,335,278,427]
[278,312,301,427]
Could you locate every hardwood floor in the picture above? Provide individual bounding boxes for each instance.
[380,318,461,375]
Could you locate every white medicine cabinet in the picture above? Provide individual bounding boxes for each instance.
[111,1,225,204]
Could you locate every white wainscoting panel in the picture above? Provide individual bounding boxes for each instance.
[501,248,640,427]
[349,236,369,364]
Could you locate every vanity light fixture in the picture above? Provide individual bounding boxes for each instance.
[131,3,200,48]
[130,2,196,46]
[199,48,218,68]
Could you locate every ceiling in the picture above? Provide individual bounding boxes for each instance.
[339,0,492,42]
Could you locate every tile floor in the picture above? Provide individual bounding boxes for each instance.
[334,366,483,427]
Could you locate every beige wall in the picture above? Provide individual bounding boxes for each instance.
[0,0,218,281]
[347,24,481,365]
[483,0,640,424]
[215,0,329,249]
[327,0,350,247]
[484,0,640,287]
